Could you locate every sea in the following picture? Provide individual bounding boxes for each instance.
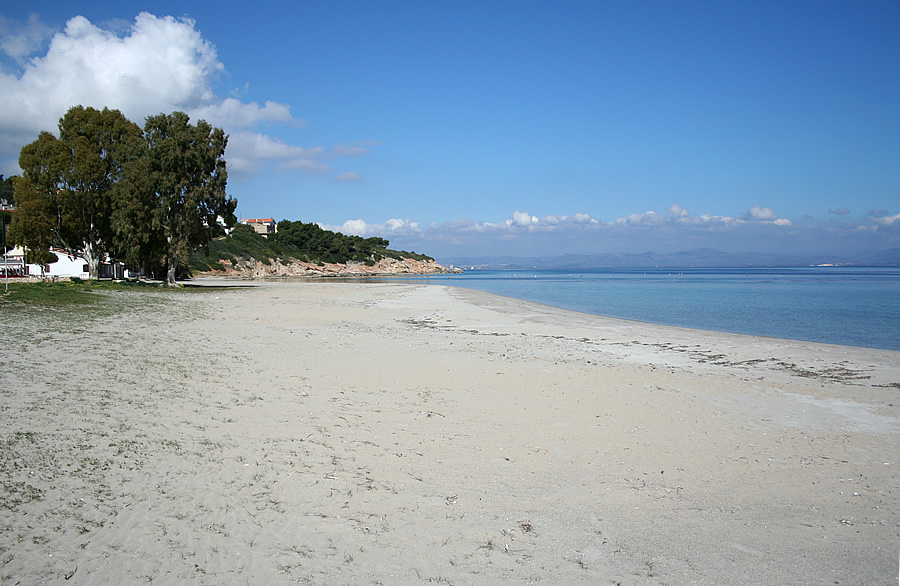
[370,267,900,351]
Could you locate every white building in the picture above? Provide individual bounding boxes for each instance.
[24,247,90,279]
[5,246,129,279]
[241,218,276,237]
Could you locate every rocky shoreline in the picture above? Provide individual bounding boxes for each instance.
[197,255,462,279]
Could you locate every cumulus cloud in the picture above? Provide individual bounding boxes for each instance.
[0,12,370,180]
[0,13,53,62]
[491,211,598,232]
[692,213,738,224]
[667,203,689,219]
[511,210,538,227]
[617,210,665,225]
[1,13,222,138]
[323,210,604,243]
[738,205,792,226]
[744,205,778,221]
[572,212,594,224]
[320,218,421,237]
[323,204,900,259]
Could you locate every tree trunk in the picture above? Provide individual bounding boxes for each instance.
[82,246,100,280]
[165,235,178,286]
[166,252,177,286]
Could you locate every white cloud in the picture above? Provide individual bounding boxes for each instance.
[323,210,604,243]
[326,205,897,259]
[572,212,595,224]
[745,205,778,221]
[512,210,538,227]
[226,131,327,176]
[335,172,362,182]
[872,213,900,226]
[0,12,368,180]
[667,203,689,219]
[320,218,421,237]
[0,13,53,62]
[1,14,221,134]
[693,213,739,224]
[738,205,793,225]
[437,211,599,234]
[617,210,665,225]
[190,98,298,129]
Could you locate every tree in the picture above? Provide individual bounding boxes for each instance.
[144,112,236,286]
[10,106,143,278]
[110,131,164,276]
[1,209,11,256]
[10,132,67,267]
[272,219,395,264]
[0,175,15,208]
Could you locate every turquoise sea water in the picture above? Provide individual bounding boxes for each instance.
[376,267,900,350]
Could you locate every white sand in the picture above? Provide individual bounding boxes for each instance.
[1,280,898,584]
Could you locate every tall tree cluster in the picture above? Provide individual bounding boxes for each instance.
[10,106,236,285]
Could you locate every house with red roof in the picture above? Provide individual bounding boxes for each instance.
[242,218,276,237]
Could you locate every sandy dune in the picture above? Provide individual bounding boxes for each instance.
[1,280,897,584]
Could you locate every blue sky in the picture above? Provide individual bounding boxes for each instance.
[1,1,898,260]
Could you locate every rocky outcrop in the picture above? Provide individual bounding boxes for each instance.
[199,256,462,279]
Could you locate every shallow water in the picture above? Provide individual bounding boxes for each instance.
[374,267,900,350]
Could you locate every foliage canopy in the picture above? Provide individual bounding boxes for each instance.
[9,106,235,285]
[190,221,432,272]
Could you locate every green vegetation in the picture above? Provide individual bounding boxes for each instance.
[0,279,163,308]
[8,106,437,283]
[272,219,432,265]
[9,106,235,286]
[0,208,11,255]
[0,175,13,210]
[190,221,433,272]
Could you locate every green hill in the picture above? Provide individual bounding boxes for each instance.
[189,220,433,273]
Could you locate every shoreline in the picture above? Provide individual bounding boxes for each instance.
[195,273,900,352]
[2,280,898,583]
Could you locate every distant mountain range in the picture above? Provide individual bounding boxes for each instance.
[440,247,900,269]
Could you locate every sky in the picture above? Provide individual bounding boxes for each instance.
[1,1,898,261]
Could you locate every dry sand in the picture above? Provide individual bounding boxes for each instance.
[1,280,898,584]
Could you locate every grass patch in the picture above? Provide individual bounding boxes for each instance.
[0,279,165,308]
[1,281,102,307]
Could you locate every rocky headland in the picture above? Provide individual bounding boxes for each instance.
[199,255,461,278]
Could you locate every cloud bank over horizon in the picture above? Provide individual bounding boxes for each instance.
[321,204,900,259]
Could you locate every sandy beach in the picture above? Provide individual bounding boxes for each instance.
[1,280,898,584]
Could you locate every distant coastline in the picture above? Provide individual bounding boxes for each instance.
[440,246,900,270]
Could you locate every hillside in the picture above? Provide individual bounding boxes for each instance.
[190,222,454,277]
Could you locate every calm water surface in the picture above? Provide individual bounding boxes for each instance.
[374,267,900,351]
